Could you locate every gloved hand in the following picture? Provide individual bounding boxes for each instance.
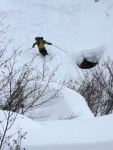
[49,43,52,45]
[32,45,34,48]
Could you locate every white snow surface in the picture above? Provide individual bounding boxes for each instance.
[1,110,113,150]
[0,0,113,149]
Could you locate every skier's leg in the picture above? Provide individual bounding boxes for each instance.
[39,48,42,54]
[44,48,48,55]
[39,48,44,56]
[41,49,46,56]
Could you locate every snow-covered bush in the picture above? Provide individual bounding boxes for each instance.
[66,57,113,116]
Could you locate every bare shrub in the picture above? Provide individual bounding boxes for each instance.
[66,57,113,116]
[0,110,27,150]
[58,113,81,120]
[0,48,63,149]
[0,12,63,149]
[0,46,63,116]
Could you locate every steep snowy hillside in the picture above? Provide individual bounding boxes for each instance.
[1,0,113,81]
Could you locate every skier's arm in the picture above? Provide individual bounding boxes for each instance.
[45,40,52,45]
[47,42,52,45]
[32,42,37,48]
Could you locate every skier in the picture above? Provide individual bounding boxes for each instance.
[32,37,52,56]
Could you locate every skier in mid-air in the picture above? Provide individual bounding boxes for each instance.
[32,37,52,57]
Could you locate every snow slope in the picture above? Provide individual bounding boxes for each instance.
[1,0,113,80]
[1,110,113,150]
[1,0,113,150]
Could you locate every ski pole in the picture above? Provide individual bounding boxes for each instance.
[52,44,67,53]
[25,47,32,52]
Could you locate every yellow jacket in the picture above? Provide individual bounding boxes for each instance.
[38,40,46,49]
[32,39,51,49]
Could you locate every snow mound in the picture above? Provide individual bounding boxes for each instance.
[25,87,94,121]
